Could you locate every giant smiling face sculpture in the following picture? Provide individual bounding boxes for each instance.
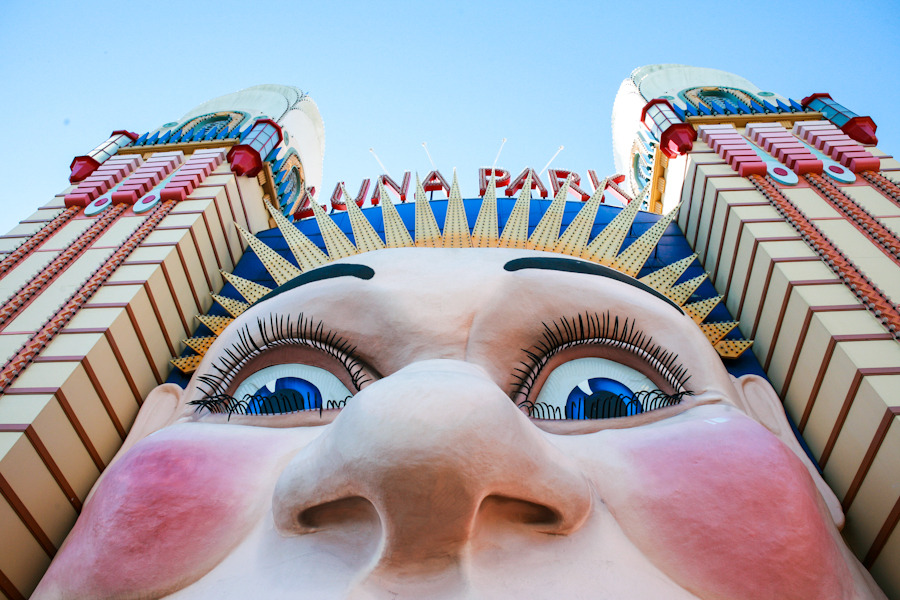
[34,248,886,599]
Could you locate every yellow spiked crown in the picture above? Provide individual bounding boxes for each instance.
[172,172,752,374]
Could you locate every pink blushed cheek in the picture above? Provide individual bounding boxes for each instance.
[609,416,853,600]
[41,426,292,598]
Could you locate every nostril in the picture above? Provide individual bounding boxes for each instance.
[478,495,561,528]
[297,496,378,530]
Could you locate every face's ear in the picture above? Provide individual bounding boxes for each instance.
[83,384,186,505]
[108,383,185,466]
[731,374,844,529]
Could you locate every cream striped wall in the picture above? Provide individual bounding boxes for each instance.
[678,139,900,597]
[0,153,269,599]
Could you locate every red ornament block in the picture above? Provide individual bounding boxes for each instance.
[110,189,140,204]
[847,155,881,172]
[729,154,767,177]
[65,185,103,204]
[658,124,696,158]
[841,116,878,145]
[226,145,263,177]
[737,162,768,177]
[785,157,823,174]
[835,149,878,168]
[159,185,191,202]
[63,193,94,207]
[68,156,101,183]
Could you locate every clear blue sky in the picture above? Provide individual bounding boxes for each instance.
[1,0,898,234]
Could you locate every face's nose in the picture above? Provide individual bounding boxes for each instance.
[272,360,592,577]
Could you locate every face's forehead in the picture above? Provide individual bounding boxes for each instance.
[188,247,735,402]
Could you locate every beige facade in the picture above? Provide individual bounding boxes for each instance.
[677,139,900,595]
[0,150,271,597]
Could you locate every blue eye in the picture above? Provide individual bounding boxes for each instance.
[565,377,642,419]
[247,376,323,414]
[233,364,352,415]
[530,357,678,420]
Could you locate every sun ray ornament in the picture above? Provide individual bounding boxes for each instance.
[172,179,752,373]
[442,170,473,249]
[264,202,329,272]
[472,174,500,248]
[528,175,572,252]
[341,183,385,254]
[379,182,414,248]
[310,194,357,260]
[414,174,442,248]
[499,171,534,249]
[554,177,608,256]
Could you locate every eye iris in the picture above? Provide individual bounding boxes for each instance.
[565,377,642,420]
[248,377,322,414]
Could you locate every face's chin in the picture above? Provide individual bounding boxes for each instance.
[33,248,876,600]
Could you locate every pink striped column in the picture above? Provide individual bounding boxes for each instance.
[794,121,880,173]
[697,124,767,177]
[745,123,823,175]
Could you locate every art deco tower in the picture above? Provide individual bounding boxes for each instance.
[614,64,899,595]
[0,86,324,598]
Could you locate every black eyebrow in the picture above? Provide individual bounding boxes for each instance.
[503,257,684,314]
[256,263,375,303]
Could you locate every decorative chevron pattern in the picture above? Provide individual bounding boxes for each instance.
[442,171,473,248]
[172,185,752,373]
[0,200,179,394]
[379,183,415,248]
[529,176,571,252]
[221,271,272,304]
[472,175,500,248]
[264,202,329,271]
[414,175,442,247]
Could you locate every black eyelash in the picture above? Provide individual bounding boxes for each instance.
[189,392,352,419]
[519,389,694,420]
[511,311,691,400]
[191,313,370,414]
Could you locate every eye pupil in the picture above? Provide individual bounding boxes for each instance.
[565,378,642,420]
[249,377,322,414]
